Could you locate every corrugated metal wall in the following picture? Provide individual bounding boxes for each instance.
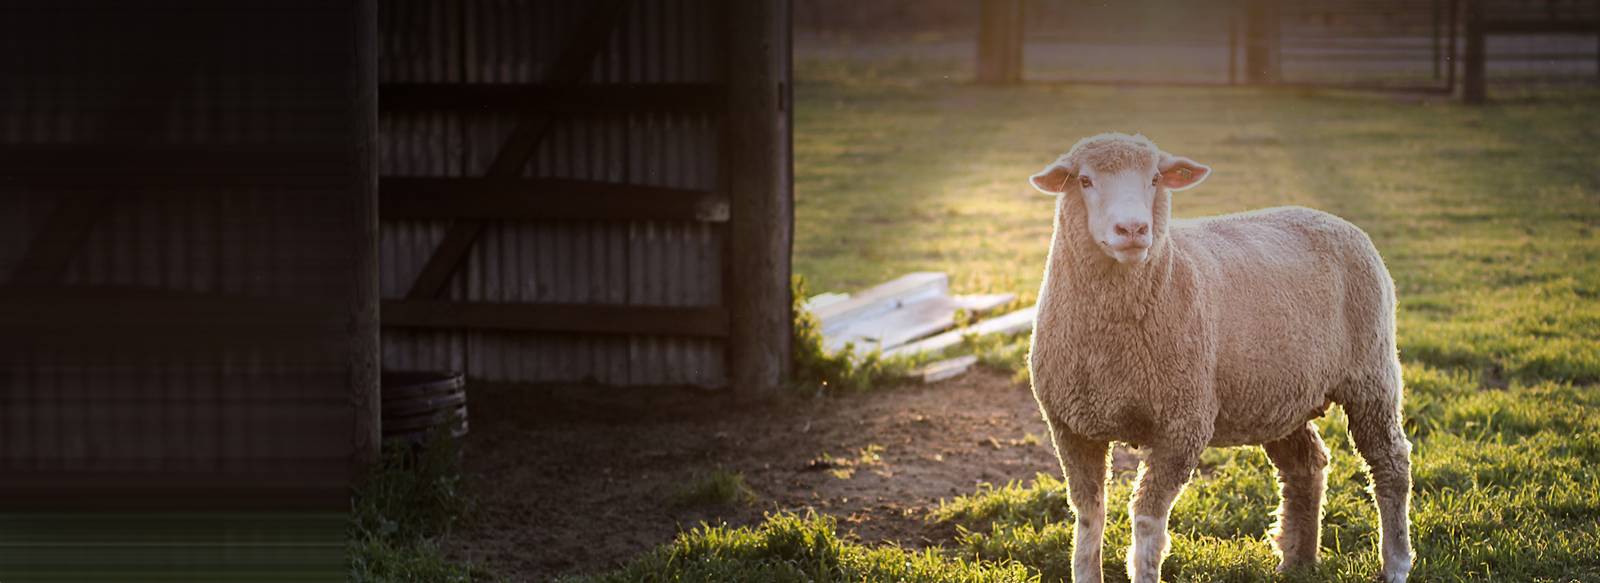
[0,0,370,504]
[379,0,728,387]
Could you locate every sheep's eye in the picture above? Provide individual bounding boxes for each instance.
[1152,173,1161,186]
[1079,176,1093,189]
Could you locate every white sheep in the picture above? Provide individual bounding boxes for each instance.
[1026,133,1413,583]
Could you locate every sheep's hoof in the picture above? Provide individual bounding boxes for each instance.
[1274,557,1317,574]
[1378,568,1411,583]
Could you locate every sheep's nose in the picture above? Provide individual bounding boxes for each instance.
[1114,221,1150,238]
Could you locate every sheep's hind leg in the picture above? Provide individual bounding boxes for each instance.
[1126,442,1204,583]
[1262,422,1330,572]
[1344,393,1413,583]
[1051,425,1109,583]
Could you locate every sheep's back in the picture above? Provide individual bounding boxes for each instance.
[1172,206,1393,444]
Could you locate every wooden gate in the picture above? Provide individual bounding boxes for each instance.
[377,0,793,389]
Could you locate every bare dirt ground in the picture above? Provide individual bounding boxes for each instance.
[446,369,1138,582]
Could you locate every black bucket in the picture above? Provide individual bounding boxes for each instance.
[381,370,468,445]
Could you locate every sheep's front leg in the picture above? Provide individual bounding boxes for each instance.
[1127,442,1204,583]
[1052,428,1109,583]
[1263,422,1330,571]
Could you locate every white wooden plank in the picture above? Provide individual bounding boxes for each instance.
[812,272,947,335]
[804,292,850,312]
[824,294,959,354]
[913,355,978,383]
[952,293,1015,315]
[882,305,1037,359]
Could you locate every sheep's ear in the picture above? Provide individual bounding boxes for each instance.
[1158,154,1210,191]
[1029,163,1074,195]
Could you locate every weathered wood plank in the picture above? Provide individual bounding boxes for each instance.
[382,300,730,337]
[953,293,1017,314]
[813,272,948,334]
[351,0,381,472]
[725,0,794,392]
[0,287,350,352]
[882,305,1038,359]
[403,0,634,300]
[976,0,1024,84]
[825,295,959,354]
[1482,20,1599,34]
[823,293,1012,355]
[381,177,728,222]
[381,83,725,113]
[1462,0,1487,104]
[912,355,979,384]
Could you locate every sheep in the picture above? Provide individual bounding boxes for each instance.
[1026,133,1413,583]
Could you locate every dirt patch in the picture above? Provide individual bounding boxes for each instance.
[448,369,1135,581]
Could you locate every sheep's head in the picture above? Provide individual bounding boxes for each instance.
[1029,133,1209,265]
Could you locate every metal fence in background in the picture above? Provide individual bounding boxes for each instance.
[795,0,1600,94]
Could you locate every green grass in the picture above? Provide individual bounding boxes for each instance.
[563,512,1036,583]
[577,57,1600,582]
[674,469,760,508]
[351,432,498,583]
[792,276,927,393]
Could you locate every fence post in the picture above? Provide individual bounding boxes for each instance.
[1432,0,1443,79]
[1462,0,1486,104]
[1244,0,1280,84]
[1228,10,1239,84]
[726,0,794,393]
[350,0,381,472]
[1447,0,1459,91]
[977,0,1024,84]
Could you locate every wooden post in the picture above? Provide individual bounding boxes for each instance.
[1244,0,1279,84]
[1432,0,1443,79]
[1447,0,1459,91]
[350,0,381,471]
[1462,0,1486,104]
[977,0,1024,84]
[725,0,793,393]
[1228,10,1239,85]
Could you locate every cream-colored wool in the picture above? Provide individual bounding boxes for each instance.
[1027,133,1413,583]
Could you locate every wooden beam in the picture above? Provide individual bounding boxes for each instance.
[382,300,730,337]
[380,83,725,113]
[8,195,107,286]
[1462,0,1486,104]
[350,0,381,474]
[0,287,349,352]
[1244,0,1281,84]
[1482,20,1600,34]
[724,0,793,392]
[1228,13,1239,85]
[976,0,1024,84]
[1432,0,1443,79]
[381,177,728,222]
[404,0,634,300]
[1447,0,1459,91]
[0,145,347,179]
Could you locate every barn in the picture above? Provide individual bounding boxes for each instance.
[377,0,791,390]
[0,0,792,577]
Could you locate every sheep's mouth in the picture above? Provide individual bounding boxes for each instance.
[1102,240,1151,264]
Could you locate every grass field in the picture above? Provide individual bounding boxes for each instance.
[573,59,1600,582]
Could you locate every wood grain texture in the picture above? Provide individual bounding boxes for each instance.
[724,0,793,392]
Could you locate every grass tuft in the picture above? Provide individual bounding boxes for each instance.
[791,276,925,393]
[350,428,498,582]
[673,469,759,508]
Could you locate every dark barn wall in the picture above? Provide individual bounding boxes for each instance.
[378,0,793,389]
[0,0,377,509]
